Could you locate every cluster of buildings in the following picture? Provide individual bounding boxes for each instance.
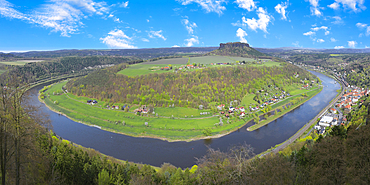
[250,91,290,111]
[315,86,369,135]
[336,87,368,112]
[218,105,246,118]
[86,100,98,105]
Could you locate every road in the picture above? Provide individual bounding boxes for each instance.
[271,73,345,154]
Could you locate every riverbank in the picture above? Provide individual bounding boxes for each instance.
[39,79,323,142]
[247,86,322,131]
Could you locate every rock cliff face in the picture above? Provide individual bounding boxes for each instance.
[206,42,265,57]
[219,42,250,49]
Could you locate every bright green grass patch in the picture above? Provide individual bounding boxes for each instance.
[117,64,182,76]
[230,57,263,62]
[155,107,213,118]
[0,61,29,66]
[190,56,235,64]
[330,54,347,56]
[241,94,258,107]
[43,81,250,140]
[142,57,188,65]
[250,61,280,67]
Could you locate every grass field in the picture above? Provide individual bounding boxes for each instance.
[154,107,213,118]
[0,69,7,75]
[0,61,29,66]
[0,60,44,66]
[189,56,235,64]
[250,61,281,67]
[144,57,188,65]
[42,81,254,140]
[241,94,258,107]
[117,64,182,76]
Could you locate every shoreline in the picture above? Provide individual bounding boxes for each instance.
[39,94,237,142]
[247,87,323,131]
[38,78,323,142]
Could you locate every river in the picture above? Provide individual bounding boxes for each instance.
[29,70,340,168]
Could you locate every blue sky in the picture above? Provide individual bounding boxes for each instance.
[0,0,369,52]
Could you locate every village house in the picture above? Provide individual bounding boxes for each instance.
[319,116,334,127]
[330,108,337,114]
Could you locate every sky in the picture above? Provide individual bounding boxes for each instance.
[0,0,369,52]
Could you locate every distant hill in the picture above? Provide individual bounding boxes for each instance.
[10,47,218,59]
[255,47,370,54]
[206,42,267,58]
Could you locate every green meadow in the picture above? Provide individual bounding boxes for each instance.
[42,81,251,141]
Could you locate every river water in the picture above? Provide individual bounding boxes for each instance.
[29,70,340,168]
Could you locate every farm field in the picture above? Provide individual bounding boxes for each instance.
[0,60,44,66]
[189,56,234,64]
[117,63,182,76]
[118,55,277,77]
[144,57,188,64]
[250,60,280,67]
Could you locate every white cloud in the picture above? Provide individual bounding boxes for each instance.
[275,1,289,20]
[185,36,199,46]
[119,1,129,8]
[148,30,167,40]
[328,2,340,9]
[292,41,302,47]
[348,41,357,48]
[330,37,337,42]
[328,0,366,12]
[307,0,322,16]
[325,30,330,35]
[356,23,370,36]
[146,19,149,22]
[235,0,256,11]
[172,45,180,47]
[303,31,316,36]
[100,29,136,49]
[141,38,149,42]
[177,0,227,15]
[317,39,325,43]
[335,46,345,49]
[0,0,110,37]
[231,20,245,27]
[236,28,248,43]
[311,26,328,31]
[366,46,369,48]
[114,17,121,22]
[242,7,272,33]
[356,22,367,28]
[331,16,343,24]
[182,18,197,34]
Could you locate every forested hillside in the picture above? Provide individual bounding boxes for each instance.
[293,53,370,88]
[3,56,141,83]
[66,63,314,108]
[10,47,217,59]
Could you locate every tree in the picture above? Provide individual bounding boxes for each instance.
[97,169,112,185]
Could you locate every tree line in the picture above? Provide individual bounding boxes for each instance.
[3,56,142,84]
